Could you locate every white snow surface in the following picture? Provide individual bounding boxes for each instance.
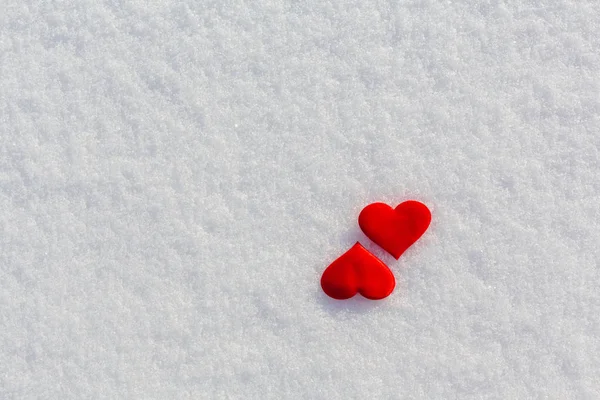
[2,0,600,398]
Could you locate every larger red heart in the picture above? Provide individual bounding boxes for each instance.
[359,201,431,259]
[321,242,395,300]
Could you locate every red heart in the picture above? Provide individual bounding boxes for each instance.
[321,242,395,300]
[358,201,431,259]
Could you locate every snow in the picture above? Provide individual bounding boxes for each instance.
[1,0,600,398]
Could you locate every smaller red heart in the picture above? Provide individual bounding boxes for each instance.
[359,201,431,259]
[321,242,395,300]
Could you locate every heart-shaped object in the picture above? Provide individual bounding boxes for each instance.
[321,242,395,300]
[359,201,431,259]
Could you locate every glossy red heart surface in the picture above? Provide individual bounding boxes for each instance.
[358,201,431,259]
[321,242,395,300]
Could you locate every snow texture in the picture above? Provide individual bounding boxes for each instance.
[1,0,600,398]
